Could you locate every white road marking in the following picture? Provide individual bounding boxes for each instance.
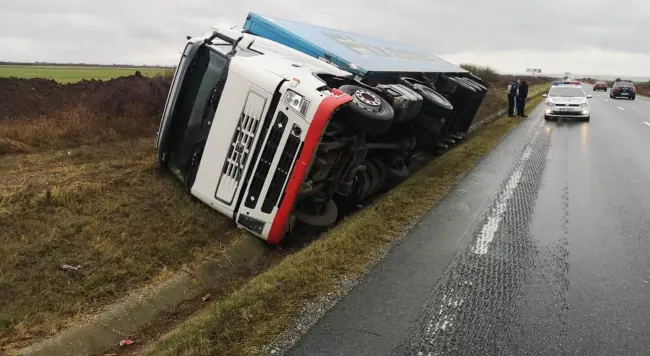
[471,146,531,255]
[605,99,609,102]
[617,106,625,111]
[644,122,650,128]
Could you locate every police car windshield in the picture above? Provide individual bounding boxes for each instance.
[548,87,585,97]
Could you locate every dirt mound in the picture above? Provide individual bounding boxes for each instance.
[0,74,172,121]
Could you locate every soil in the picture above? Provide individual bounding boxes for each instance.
[0,75,172,121]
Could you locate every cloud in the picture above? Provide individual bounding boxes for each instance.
[2,0,650,75]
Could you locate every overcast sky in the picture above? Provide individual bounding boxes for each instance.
[3,0,650,76]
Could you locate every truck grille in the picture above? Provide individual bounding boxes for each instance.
[262,127,302,213]
[215,91,266,205]
[222,112,259,180]
[245,111,288,209]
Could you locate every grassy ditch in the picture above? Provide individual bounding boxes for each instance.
[0,138,246,349]
[148,94,547,356]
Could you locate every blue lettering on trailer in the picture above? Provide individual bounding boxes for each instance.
[243,12,466,76]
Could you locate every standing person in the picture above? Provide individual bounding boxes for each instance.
[517,79,529,117]
[507,78,519,117]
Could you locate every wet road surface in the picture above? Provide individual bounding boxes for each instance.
[286,85,650,356]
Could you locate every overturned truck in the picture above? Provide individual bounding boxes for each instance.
[156,13,488,244]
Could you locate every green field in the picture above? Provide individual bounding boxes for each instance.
[0,65,171,83]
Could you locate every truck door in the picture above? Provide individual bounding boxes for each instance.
[162,45,230,185]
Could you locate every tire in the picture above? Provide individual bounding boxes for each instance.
[434,75,477,97]
[354,170,373,202]
[630,96,636,100]
[364,160,383,197]
[338,85,394,135]
[385,163,410,186]
[457,77,486,93]
[370,158,387,192]
[294,199,339,227]
[582,116,590,122]
[399,77,454,118]
[462,78,488,92]
[414,112,445,134]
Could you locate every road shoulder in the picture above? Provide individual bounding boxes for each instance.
[286,104,545,356]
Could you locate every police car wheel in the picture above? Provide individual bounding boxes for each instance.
[338,85,394,135]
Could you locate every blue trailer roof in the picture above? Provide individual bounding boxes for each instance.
[243,12,467,76]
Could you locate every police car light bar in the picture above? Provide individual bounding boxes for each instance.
[552,81,581,86]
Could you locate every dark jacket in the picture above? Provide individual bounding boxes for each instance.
[518,82,529,98]
[508,81,519,97]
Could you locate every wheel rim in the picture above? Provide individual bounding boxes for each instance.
[352,89,383,113]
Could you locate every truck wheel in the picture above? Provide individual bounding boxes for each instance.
[364,160,383,197]
[369,158,387,193]
[399,77,454,118]
[294,199,339,227]
[461,77,488,92]
[338,85,394,135]
[385,163,410,187]
[414,113,445,135]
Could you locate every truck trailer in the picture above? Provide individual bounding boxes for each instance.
[156,14,488,244]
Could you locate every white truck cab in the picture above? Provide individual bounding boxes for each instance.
[157,27,354,243]
[157,24,488,244]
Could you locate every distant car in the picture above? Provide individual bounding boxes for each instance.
[543,84,592,122]
[592,81,607,91]
[610,81,636,100]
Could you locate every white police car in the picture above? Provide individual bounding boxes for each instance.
[543,82,592,122]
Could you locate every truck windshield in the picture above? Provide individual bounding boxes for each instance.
[167,46,229,179]
[548,87,585,97]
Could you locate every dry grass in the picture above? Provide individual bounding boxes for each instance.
[0,134,241,348]
[460,64,552,89]
[0,106,159,154]
[636,83,650,97]
[148,94,547,356]
[473,84,548,125]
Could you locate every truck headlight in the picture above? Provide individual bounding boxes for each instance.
[580,102,588,107]
[285,90,310,117]
[546,101,555,107]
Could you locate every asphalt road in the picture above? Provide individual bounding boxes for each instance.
[286,85,650,356]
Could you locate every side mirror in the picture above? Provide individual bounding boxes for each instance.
[586,95,593,98]
[542,94,547,98]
